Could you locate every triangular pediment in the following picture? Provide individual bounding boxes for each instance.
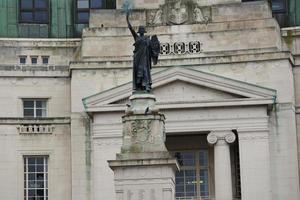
[83,67,276,111]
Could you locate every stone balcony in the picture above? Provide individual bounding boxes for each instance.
[0,117,70,134]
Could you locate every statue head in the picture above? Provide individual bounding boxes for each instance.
[137,26,147,35]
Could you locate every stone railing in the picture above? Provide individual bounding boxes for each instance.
[17,124,54,134]
[0,117,70,134]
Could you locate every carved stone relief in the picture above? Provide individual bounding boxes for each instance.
[146,0,211,26]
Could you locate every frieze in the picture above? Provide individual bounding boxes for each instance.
[146,0,211,26]
[160,41,203,55]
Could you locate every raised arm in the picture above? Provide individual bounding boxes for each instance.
[126,13,138,40]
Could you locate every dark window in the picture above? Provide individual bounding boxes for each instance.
[20,56,27,64]
[76,0,116,24]
[19,0,49,23]
[42,56,49,64]
[31,57,38,64]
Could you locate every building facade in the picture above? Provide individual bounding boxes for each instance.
[0,0,300,200]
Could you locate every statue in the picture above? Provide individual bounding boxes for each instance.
[126,13,160,93]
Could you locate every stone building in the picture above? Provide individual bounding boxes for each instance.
[0,0,300,200]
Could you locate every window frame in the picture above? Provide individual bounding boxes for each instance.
[24,155,48,200]
[30,56,38,65]
[75,0,116,24]
[19,55,27,65]
[174,150,211,199]
[42,56,49,65]
[23,99,48,118]
[19,0,50,24]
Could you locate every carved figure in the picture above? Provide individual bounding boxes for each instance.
[126,13,160,93]
[193,7,209,24]
[167,0,188,24]
[151,9,163,25]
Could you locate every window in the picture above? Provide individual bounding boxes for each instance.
[19,0,49,23]
[175,150,210,199]
[242,0,287,27]
[42,56,49,65]
[76,0,116,23]
[20,56,27,64]
[31,56,38,64]
[24,156,48,200]
[23,99,47,118]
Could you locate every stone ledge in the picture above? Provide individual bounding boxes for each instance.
[71,51,293,70]
[0,117,71,125]
[108,156,179,170]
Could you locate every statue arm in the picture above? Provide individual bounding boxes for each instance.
[126,13,137,40]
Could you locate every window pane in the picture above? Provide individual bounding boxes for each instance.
[27,189,35,196]
[175,152,195,166]
[272,0,286,12]
[34,11,48,23]
[36,173,44,180]
[35,0,48,9]
[21,12,33,22]
[199,150,208,166]
[91,0,103,8]
[24,109,34,117]
[24,100,34,108]
[106,0,116,9]
[77,0,89,9]
[21,0,33,9]
[77,12,89,23]
[36,100,46,108]
[36,109,45,117]
[36,189,44,196]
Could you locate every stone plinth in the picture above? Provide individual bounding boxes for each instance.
[109,94,179,200]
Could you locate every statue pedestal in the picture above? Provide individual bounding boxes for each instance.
[109,94,179,200]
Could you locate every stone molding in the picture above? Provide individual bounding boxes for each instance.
[83,67,276,110]
[207,131,236,145]
[0,117,70,125]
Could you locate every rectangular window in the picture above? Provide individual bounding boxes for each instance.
[24,156,48,200]
[42,56,49,64]
[76,0,116,23]
[23,99,47,118]
[175,150,210,199]
[31,56,38,64]
[20,56,27,64]
[19,0,49,24]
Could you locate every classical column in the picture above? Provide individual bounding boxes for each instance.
[207,131,236,200]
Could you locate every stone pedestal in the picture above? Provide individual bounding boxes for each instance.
[108,94,179,200]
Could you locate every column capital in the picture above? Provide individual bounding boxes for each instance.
[207,130,236,145]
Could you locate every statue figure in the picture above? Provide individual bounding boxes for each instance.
[126,13,160,93]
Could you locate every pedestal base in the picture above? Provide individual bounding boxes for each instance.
[109,156,179,200]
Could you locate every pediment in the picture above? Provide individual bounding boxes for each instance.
[83,67,276,111]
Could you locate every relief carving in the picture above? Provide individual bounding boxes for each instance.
[146,0,211,26]
[131,120,154,143]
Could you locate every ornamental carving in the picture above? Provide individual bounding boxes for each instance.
[207,131,236,145]
[160,41,203,55]
[146,0,211,26]
[131,120,154,143]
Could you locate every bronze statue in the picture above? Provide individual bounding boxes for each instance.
[126,13,160,93]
